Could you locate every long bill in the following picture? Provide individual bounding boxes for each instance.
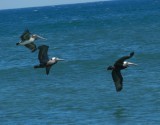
[127,62,138,66]
[36,35,47,40]
[57,58,65,61]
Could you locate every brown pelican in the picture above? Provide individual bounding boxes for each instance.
[16,29,46,52]
[107,52,137,92]
[34,45,64,75]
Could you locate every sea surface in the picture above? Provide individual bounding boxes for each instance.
[0,0,160,124]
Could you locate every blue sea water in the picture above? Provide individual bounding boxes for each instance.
[0,0,160,124]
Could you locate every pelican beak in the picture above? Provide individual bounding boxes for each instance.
[36,35,47,40]
[57,58,65,61]
[128,62,138,66]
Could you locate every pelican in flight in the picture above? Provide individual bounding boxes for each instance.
[16,29,46,52]
[107,52,137,92]
[34,45,64,75]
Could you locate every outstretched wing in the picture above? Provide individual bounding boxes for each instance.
[115,52,134,65]
[38,45,49,64]
[24,43,37,52]
[20,29,31,41]
[112,69,123,92]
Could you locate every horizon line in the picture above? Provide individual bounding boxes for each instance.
[0,0,113,11]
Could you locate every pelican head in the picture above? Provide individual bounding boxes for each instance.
[123,61,138,67]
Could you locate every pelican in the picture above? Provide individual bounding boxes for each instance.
[34,45,64,75]
[16,29,46,52]
[107,52,137,92]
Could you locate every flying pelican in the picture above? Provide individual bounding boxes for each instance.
[16,29,46,52]
[107,52,137,92]
[34,45,64,75]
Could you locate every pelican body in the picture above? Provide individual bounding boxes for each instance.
[107,52,137,92]
[16,29,46,52]
[34,45,64,75]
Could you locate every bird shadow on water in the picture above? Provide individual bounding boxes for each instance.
[113,106,125,118]
[112,106,129,124]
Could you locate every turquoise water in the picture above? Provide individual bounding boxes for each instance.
[0,0,160,124]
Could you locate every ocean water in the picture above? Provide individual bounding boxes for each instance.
[0,0,160,124]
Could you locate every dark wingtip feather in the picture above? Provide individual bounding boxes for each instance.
[31,48,37,52]
[116,87,122,92]
[130,52,134,57]
[46,72,49,75]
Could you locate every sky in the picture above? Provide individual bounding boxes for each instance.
[0,0,110,10]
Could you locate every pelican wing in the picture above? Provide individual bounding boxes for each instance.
[24,43,37,52]
[46,66,52,75]
[115,52,134,65]
[20,29,31,41]
[112,69,123,92]
[38,45,49,64]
